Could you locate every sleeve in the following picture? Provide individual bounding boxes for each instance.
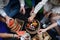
[19,0,25,7]
[0,9,7,17]
[31,0,35,7]
[34,0,48,14]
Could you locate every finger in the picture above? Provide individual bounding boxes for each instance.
[31,11,34,13]
[37,31,42,34]
[37,31,40,34]
[15,34,20,39]
[28,18,31,22]
[30,11,32,14]
[38,29,43,33]
[17,35,21,39]
[37,29,41,34]
[23,9,25,14]
[20,8,22,12]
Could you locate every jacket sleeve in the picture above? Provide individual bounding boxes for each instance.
[34,0,48,14]
[0,9,7,17]
[19,0,25,7]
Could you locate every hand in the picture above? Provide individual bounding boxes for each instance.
[28,16,34,22]
[16,31,26,37]
[13,34,19,38]
[5,16,13,24]
[37,29,47,34]
[28,13,36,22]
[20,6,25,14]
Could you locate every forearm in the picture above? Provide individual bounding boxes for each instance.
[0,33,14,38]
[45,23,58,31]
[19,0,25,7]
[56,16,60,19]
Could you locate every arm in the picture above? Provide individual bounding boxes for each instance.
[30,0,48,18]
[28,0,48,22]
[38,23,58,34]
[0,33,18,38]
[0,9,11,20]
[45,23,58,31]
[19,0,25,14]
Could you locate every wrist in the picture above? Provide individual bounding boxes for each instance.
[30,13,36,18]
[5,16,12,20]
[20,6,25,9]
[45,28,48,31]
[13,34,18,38]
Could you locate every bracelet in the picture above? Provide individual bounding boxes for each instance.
[12,34,16,40]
